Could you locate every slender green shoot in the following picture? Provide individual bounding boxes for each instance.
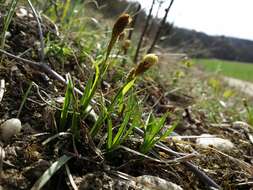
[90,78,136,137]
[1,0,18,49]
[60,75,74,131]
[17,81,33,118]
[107,94,140,151]
[31,155,72,190]
[79,62,100,117]
[61,0,71,23]
[71,109,80,139]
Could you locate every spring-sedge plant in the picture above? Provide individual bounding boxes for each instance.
[79,14,131,116]
[59,13,168,153]
[90,54,159,137]
[59,14,131,138]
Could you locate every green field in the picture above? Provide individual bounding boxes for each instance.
[193,59,253,82]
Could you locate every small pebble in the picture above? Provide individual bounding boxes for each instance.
[0,146,5,160]
[0,118,22,142]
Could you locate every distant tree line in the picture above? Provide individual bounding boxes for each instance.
[92,0,253,63]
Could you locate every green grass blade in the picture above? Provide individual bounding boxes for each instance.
[60,76,74,131]
[31,155,72,190]
[149,113,168,141]
[122,79,136,96]
[90,79,136,137]
[112,95,137,147]
[80,63,100,116]
[121,100,141,142]
[90,111,106,137]
[80,77,93,108]
[1,0,18,49]
[71,111,80,139]
[140,113,169,154]
[159,122,177,141]
[106,116,113,150]
[61,0,71,22]
[112,106,132,147]
[17,81,33,118]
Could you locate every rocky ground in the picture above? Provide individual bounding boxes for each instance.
[0,6,253,190]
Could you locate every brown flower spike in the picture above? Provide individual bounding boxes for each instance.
[106,14,131,59]
[127,54,158,80]
[112,14,131,40]
[134,54,158,76]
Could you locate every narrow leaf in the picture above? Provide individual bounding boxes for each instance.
[31,155,72,190]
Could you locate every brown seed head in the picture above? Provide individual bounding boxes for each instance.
[112,14,131,40]
[106,14,131,60]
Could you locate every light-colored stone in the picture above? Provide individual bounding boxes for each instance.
[16,7,28,17]
[136,175,183,190]
[233,121,252,131]
[0,146,5,160]
[0,118,22,142]
[0,146,5,174]
[196,134,234,151]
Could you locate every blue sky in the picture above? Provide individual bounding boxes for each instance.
[128,0,253,40]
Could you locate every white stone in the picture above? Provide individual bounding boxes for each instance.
[16,8,28,17]
[136,175,183,190]
[0,118,22,142]
[233,121,252,130]
[196,134,234,151]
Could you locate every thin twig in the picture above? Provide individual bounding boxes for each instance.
[27,0,45,62]
[0,49,82,95]
[236,181,253,187]
[120,145,197,165]
[65,164,78,190]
